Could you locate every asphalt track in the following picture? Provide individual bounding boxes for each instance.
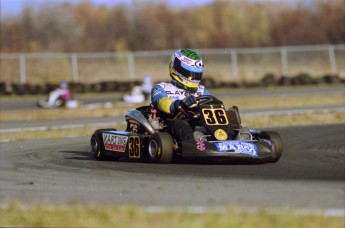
[0,124,344,211]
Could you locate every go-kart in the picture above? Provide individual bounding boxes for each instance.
[90,95,283,163]
[37,89,78,109]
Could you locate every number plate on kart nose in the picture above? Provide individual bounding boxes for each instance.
[215,141,258,157]
[202,108,229,125]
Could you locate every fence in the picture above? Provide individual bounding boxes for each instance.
[0,44,344,84]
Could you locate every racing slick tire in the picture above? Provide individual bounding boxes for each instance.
[90,129,120,161]
[147,132,174,163]
[259,131,283,162]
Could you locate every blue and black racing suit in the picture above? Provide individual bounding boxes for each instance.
[151,81,210,142]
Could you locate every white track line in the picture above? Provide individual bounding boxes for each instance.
[144,206,345,217]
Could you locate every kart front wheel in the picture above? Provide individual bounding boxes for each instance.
[260,131,283,162]
[147,132,174,163]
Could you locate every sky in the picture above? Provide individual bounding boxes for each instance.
[0,0,310,19]
[0,0,212,18]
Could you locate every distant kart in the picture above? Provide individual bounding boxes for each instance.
[90,95,283,163]
[37,89,78,109]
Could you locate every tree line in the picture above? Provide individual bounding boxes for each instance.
[1,0,344,53]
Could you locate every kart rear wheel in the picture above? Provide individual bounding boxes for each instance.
[147,132,174,163]
[260,131,283,162]
[90,132,106,160]
[90,129,120,161]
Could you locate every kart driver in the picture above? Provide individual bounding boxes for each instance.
[47,81,72,107]
[151,49,210,142]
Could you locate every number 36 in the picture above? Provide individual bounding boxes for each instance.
[202,108,228,125]
[128,136,140,158]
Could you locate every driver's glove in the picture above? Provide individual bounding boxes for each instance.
[182,95,197,107]
[173,95,196,109]
[172,95,197,113]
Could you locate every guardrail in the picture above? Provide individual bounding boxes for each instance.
[0,44,344,84]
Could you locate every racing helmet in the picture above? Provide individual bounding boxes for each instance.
[60,81,68,89]
[169,49,204,93]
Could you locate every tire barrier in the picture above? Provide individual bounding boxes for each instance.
[0,74,343,95]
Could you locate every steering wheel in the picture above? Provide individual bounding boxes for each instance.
[195,95,221,105]
[177,95,221,120]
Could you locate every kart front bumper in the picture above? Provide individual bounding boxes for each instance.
[181,139,277,161]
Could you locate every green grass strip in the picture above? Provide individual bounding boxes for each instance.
[0,203,343,228]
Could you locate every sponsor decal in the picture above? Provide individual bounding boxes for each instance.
[166,90,188,96]
[196,141,206,151]
[215,141,258,156]
[179,56,203,69]
[181,62,203,73]
[181,56,193,64]
[169,95,181,100]
[166,90,203,97]
[102,133,128,152]
[214,129,227,140]
[194,60,203,68]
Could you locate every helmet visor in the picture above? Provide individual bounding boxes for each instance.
[173,57,203,81]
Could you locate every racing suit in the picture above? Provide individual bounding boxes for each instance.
[151,81,210,142]
[48,88,71,106]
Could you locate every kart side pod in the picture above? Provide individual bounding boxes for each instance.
[125,109,155,134]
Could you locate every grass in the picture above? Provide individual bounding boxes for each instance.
[0,203,343,228]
